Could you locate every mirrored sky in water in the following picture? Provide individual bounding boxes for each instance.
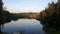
[3,0,57,13]
[1,19,45,34]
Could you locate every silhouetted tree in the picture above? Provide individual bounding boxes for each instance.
[37,0,60,32]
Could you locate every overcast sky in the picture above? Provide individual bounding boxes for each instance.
[3,0,57,13]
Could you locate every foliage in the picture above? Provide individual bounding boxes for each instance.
[37,0,60,32]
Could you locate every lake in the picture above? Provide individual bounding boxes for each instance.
[1,19,45,34]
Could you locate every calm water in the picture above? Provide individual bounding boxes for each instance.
[1,19,45,34]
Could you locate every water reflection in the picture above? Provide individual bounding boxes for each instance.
[0,19,45,34]
[0,23,6,34]
[40,21,60,34]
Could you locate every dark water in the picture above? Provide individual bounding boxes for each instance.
[1,19,45,34]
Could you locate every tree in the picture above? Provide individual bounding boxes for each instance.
[0,0,3,11]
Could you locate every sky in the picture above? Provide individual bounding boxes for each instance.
[3,0,57,13]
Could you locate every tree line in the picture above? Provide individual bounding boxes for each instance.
[37,0,60,32]
[0,0,27,24]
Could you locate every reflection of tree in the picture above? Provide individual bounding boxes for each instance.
[0,23,5,34]
[0,24,1,32]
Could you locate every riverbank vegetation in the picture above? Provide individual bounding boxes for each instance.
[0,0,27,24]
[0,10,28,23]
[0,0,60,34]
[37,0,60,33]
